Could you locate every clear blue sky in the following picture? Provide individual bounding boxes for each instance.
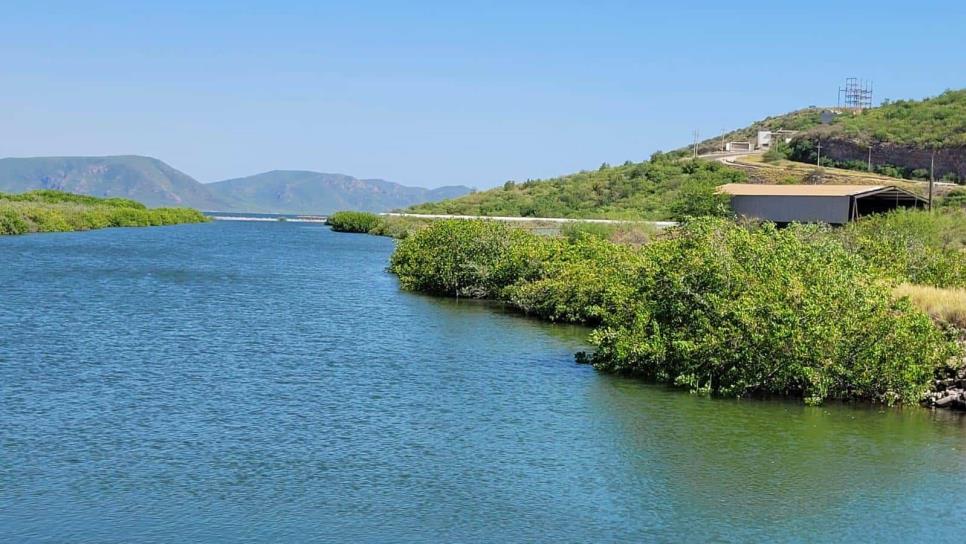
[1,1,963,188]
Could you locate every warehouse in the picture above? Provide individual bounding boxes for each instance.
[717,183,927,224]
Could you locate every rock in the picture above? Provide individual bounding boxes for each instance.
[935,394,959,407]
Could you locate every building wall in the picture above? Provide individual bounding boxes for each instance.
[730,195,851,224]
[726,142,752,152]
[757,131,772,149]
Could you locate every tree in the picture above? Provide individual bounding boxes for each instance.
[669,180,732,220]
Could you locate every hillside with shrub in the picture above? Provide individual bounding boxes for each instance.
[406,156,742,220]
[824,89,966,148]
[783,90,965,182]
[688,108,828,155]
[0,190,208,235]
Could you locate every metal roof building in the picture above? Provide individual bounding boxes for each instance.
[717,184,927,224]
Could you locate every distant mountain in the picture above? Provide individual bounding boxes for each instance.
[206,170,473,214]
[0,156,472,214]
[0,155,224,209]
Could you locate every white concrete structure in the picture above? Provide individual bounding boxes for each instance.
[756,130,798,150]
[725,141,753,152]
[757,131,772,149]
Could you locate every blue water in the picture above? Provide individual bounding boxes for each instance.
[2,221,966,543]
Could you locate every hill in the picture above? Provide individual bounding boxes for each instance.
[0,156,224,209]
[406,156,745,220]
[206,171,473,214]
[788,89,966,182]
[688,108,827,155]
[685,89,966,182]
[819,89,966,148]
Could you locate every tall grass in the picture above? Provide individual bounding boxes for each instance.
[895,284,966,329]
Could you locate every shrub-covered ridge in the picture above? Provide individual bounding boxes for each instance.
[406,157,742,220]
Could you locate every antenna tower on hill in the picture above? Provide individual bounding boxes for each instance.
[837,77,873,109]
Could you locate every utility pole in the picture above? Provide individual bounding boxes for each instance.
[692,130,700,159]
[868,144,873,172]
[816,141,822,167]
[928,149,935,211]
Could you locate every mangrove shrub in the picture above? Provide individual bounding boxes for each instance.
[586,218,956,404]
[390,220,551,298]
[326,211,384,233]
[0,190,207,235]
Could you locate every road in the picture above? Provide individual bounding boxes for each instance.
[380,213,677,228]
[698,150,763,163]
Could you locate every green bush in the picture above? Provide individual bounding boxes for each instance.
[326,211,384,233]
[0,190,207,236]
[0,190,147,209]
[367,216,429,239]
[838,209,966,286]
[941,189,966,208]
[668,179,732,220]
[585,219,956,405]
[762,141,791,163]
[875,164,905,179]
[389,220,551,298]
[504,234,644,323]
[0,208,30,234]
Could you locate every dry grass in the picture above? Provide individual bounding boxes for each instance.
[894,283,966,328]
[728,154,957,197]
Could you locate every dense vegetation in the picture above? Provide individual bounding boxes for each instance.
[327,211,384,233]
[0,190,208,235]
[832,89,966,148]
[326,211,428,239]
[387,214,966,405]
[407,157,743,220]
[784,90,966,181]
[838,209,966,287]
[942,188,966,208]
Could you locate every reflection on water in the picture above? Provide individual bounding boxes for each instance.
[1,222,964,543]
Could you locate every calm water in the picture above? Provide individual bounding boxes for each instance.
[2,221,966,543]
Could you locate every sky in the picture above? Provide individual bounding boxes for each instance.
[1,1,964,189]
